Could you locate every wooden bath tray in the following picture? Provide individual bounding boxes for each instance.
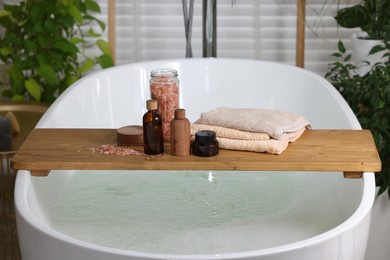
[11,128,381,178]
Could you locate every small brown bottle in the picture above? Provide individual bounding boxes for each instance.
[143,99,164,155]
[170,109,190,156]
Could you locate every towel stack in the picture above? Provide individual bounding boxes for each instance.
[191,107,311,154]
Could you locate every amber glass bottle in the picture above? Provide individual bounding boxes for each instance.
[143,99,164,155]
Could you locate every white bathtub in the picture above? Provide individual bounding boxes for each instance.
[14,59,376,260]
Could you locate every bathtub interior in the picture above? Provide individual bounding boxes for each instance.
[18,59,373,258]
[24,169,364,255]
[27,170,363,227]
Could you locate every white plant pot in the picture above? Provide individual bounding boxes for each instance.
[351,32,386,76]
[365,188,390,260]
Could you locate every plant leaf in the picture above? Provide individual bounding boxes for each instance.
[332,52,342,58]
[30,3,46,24]
[0,46,12,56]
[65,75,79,87]
[37,64,59,85]
[23,40,37,53]
[68,4,83,24]
[25,78,42,101]
[370,93,385,109]
[78,58,95,74]
[87,27,101,37]
[54,40,79,53]
[37,35,49,48]
[44,18,59,33]
[378,183,388,196]
[86,1,101,12]
[0,10,11,18]
[335,5,369,29]
[36,53,49,66]
[96,39,112,56]
[97,54,114,68]
[84,14,105,31]
[11,94,26,102]
[369,45,385,55]
[70,37,85,44]
[6,65,24,94]
[337,41,346,54]
[344,54,352,62]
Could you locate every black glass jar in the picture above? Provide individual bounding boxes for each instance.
[192,130,219,157]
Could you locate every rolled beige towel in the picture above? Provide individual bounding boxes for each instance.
[195,107,311,140]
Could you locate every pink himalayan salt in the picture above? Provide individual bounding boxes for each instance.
[88,144,144,156]
[150,74,179,141]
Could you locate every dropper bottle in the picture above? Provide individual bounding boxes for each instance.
[143,99,164,155]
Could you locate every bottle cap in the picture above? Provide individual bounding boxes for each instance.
[146,99,158,110]
[116,125,144,146]
[194,130,217,144]
[174,109,186,119]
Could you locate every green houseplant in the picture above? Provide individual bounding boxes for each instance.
[335,0,390,41]
[325,41,390,196]
[0,0,113,103]
[335,0,390,75]
[326,0,390,196]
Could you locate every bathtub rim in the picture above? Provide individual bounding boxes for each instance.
[15,170,376,260]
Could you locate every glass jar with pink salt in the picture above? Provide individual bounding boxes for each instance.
[149,69,180,141]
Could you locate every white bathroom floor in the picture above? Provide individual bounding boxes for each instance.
[365,190,390,260]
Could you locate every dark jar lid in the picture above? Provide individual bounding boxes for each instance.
[194,130,217,144]
[192,130,219,157]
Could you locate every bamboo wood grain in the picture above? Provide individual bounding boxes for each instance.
[11,129,381,177]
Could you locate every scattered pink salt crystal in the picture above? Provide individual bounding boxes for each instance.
[88,144,144,156]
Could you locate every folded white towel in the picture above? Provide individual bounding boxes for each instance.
[195,107,311,140]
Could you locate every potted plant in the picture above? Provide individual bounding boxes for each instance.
[0,2,112,257]
[328,3,390,254]
[325,41,390,196]
[328,0,390,195]
[326,42,390,259]
[0,0,113,104]
[335,0,390,40]
[334,0,390,75]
